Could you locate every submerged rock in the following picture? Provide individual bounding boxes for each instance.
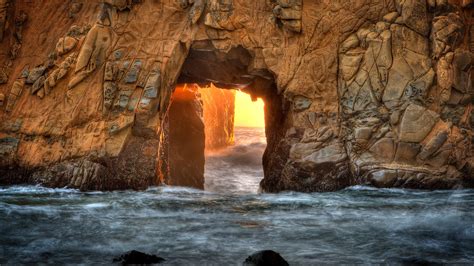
[243,250,289,266]
[113,250,165,265]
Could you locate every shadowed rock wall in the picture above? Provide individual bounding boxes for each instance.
[0,0,472,191]
[167,85,205,189]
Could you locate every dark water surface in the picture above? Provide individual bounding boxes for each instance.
[1,128,473,264]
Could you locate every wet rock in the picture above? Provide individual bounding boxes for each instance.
[113,250,165,265]
[243,250,289,266]
[369,170,398,187]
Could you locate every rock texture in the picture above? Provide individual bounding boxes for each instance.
[0,0,473,191]
[166,85,205,189]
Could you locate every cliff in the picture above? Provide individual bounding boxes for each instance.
[0,0,473,191]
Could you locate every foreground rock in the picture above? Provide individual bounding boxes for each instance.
[0,1,473,192]
[113,250,165,265]
[243,250,289,266]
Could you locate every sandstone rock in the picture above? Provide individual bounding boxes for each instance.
[431,13,464,58]
[68,2,83,18]
[399,0,430,36]
[355,127,372,141]
[167,86,205,189]
[0,0,7,41]
[394,141,421,163]
[56,36,78,56]
[293,95,311,111]
[69,24,112,89]
[290,142,322,160]
[452,49,472,93]
[418,130,449,161]
[5,79,24,112]
[103,82,117,110]
[0,93,4,106]
[115,90,133,110]
[188,0,205,24]
[399,104,439,143]
[31,76,45,97]
[124,60,142,84]
[369,170,398,187]
[0,69,7,84]
[272,0,302,33]
[243,250,289,266]
[144,69,161,98]
[370,138,395,161]
[26,66,46,84]
[108,114,134,135]
[299,143,347,169]
[0,1,472,192]
[13,10,27,43]
[0,137,19,164]
[44,53,76,95]
[383,12,399,23]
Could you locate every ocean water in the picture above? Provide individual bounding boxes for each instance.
[0,127,473,264]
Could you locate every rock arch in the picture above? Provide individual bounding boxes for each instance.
[0,0,472,191]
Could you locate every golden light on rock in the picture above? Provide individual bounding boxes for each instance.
[234,90,265,128]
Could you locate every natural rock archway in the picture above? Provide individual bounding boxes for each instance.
[0,0,472,191]
[159,43,287,190]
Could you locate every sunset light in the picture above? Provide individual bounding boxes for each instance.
[234,90,265,128]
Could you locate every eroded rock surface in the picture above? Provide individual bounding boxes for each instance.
[0,0,472,191]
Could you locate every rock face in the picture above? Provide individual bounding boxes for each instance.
[0,1,473,191]
[166,85,205,189]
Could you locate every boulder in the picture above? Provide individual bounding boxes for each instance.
[113,250,165,265]
[243,250,289,266]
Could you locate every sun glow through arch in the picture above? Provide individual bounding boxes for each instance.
[234,90,265,128]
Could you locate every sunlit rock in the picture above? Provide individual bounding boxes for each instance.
[0,1,472,191]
